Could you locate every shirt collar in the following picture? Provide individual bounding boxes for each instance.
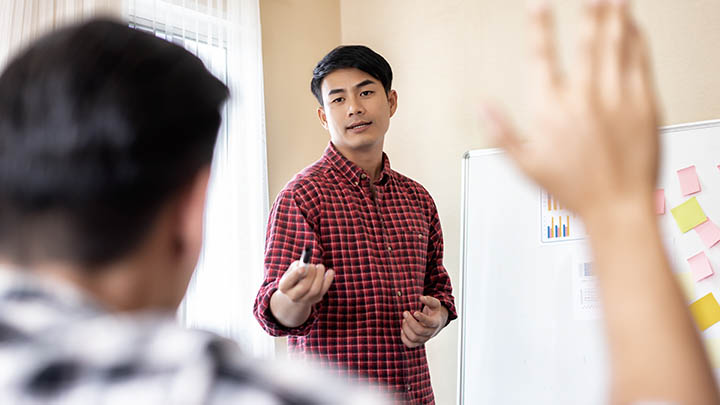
[323,142,392,186]
[0,266,105,328]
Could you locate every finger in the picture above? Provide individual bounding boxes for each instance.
[277,261,305,292]
[420,295,442,310]
[401,328,420,348]
[574,0,604,97]
[423,305,432,316]
[527,0,561,93]
[402,319,423,344]
[404,311,435,338]
[309,263,326,297]
[601,0,630,92]
[319,269,335,297]
[291,264,318,301]
[413,311,441,329]
[626,23,656,110]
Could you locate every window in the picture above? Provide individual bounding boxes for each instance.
[127,0,273,357]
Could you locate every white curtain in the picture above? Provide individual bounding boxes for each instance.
[126,0,272,357]
[0,0,121,69]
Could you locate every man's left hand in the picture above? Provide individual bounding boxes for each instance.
[401,295,448,348]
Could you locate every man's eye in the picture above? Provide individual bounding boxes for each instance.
[332,97,344,103]
[360,90,373,96]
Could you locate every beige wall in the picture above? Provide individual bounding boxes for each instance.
[260,0,341,202]
[263,1,720,404]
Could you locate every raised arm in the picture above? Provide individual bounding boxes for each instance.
[482,0,719,403]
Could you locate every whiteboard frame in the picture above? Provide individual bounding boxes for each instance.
[456,118,720,405]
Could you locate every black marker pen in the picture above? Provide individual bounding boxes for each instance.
[298,246,311,278]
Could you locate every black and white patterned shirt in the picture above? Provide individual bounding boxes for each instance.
[0,268,388,404]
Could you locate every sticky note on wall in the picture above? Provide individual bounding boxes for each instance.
[655,189,665,215]
[690,293,720,331]
[695,220,720,248]
[677,165,701,196]
[687,251,714,281]
[671,197,707,233]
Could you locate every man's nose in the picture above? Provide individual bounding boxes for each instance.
[347,97,364,116]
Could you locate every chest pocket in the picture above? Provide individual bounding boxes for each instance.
[386,219,429,285]
[403,226,429,270]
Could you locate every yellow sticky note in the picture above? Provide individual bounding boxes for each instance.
[690,293,720,331]
[675,272,695,301]
[671,197,707,233]
[704,337,720,369]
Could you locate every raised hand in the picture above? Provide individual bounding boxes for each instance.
[482,2,720,403]
[483,0,659,222]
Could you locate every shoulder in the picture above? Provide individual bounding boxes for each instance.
[0,314,217,402]
[276,159,335,204]
[391,170,436,206]
[0,311,390,404]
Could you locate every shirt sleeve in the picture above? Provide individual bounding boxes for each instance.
[423,196,458,325]
[253,181,324,337]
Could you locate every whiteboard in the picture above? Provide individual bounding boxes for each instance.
[457,119,720,405]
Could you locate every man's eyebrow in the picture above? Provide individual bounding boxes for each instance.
[327,88,346,97]
[326,79,377,97]
[354,79,375,89]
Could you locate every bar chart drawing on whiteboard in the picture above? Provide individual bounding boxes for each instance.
[541,191,586,243]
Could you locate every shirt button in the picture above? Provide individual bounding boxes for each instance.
[387,245,392,252]
[418,234,423,239]
[361,173,367,179]
[406,385,412,392]
[397,291,402,297]
[353,181,359,187]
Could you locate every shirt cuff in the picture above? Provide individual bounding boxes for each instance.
[256,284,320,337]
[435,294,458,326]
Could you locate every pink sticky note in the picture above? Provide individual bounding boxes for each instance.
[695,220,720,248]
[688,251,714,282]
[677,165,701,196]
[655,189,665,215]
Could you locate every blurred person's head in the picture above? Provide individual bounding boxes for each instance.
[0,19,228,311]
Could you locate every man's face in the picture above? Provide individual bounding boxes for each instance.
[317,68,397,155]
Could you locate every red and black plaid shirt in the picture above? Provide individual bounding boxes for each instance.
[254,143,457,404]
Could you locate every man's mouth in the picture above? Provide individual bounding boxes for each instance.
[346,121,372,130]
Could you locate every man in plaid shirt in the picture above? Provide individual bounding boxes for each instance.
[254,46,457,404]
[0,20,385,405]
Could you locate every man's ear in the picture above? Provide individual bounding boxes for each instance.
[317,106,329,130]
[176,166,211,265]
[388,90,398,117]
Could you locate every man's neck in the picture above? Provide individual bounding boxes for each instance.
[8,225,182,313]
[26,261,163,312]
[334,143,384,182]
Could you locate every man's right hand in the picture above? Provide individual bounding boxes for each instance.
[270,261,334,328]
[278,261,334,305]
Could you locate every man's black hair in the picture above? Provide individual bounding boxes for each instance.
[310,45,393,106]
[0,19,229,268]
